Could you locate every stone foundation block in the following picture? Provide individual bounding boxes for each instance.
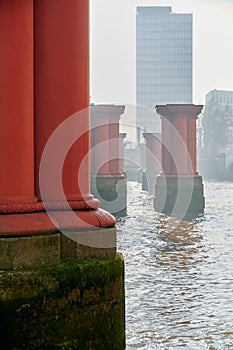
[91,176,127,216]
[154,175,205,219]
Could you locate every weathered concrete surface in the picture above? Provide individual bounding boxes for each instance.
[0,234,60,270]
[142,170,158,194]
[61,228,116,259]
[0,254,125,350]
[154,175,205,219]
[91,176,127,217]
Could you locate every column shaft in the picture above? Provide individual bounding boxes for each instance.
[0,0,36,204]
[34,0,91,201]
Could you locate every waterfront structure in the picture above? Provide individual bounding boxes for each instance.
[0,2,124,348]
[136,6,193,138]
[154,104,204,219]
[142,133,161,194]
[90,105,127,216]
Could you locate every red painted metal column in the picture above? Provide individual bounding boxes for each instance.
[0,1,59,268]
[34,0,93,202]
[90,105,127,215]
[34,1,116,231]
[91,106,112,176]
[91,105,125,177]
[142,133,161,193]
[187,117,198,175]
[156,105,203,176]
[0,0,36,205]
[109,115,122,176]
[143,133,161,173]
[119,133,127,173]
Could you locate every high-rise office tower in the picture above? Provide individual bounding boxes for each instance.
[136,6,193,135]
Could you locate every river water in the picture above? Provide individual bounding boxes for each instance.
[117,181,233,350]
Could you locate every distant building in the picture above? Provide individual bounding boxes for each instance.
[136,6,193,137]
[198,89,233,180]
[205,89,233,106]
[199,89,233,157]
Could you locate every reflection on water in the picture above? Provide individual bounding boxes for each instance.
[117,181,233,349]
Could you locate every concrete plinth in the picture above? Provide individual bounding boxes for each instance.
[154,175,205,219]
[91,176,127,217]
[142,171,158,194]
[0,254,125,350]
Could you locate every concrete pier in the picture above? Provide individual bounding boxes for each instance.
[142,133,161,194]
[0,1,125,348]
[154,104,205,219]
[91,105,127,216]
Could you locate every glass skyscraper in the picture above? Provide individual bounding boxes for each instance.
[136,6,193,135]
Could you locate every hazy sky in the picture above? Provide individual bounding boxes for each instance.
[90,0,233,105]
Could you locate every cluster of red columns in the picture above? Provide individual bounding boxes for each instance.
[0,1,115,234]
[0,1,204,225]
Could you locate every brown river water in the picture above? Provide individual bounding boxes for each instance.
[117,181,233,349]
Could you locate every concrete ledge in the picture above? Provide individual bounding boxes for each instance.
[0,254,125,349]
[0,234,60,269]
[61,227,117,259]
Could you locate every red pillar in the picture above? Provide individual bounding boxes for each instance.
[91,105,125,178]
[156,105,203,176]
[0,0,116,267]
[119,133,127,173]
[142,133,161,193]
[143,133,161,173]
[34,0,92,202]
[0,0,36,205]
[90,105,127,215]
[154,104,205,218]
[91,107,112,176]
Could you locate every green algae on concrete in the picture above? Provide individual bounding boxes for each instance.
[0,254,125,350]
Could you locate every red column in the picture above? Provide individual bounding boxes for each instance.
[143,133,161,172]
[91,107,112,176]
[109,117,121,175]
[34,0,92,202]
[0,0,36,204]
[119,133,126,173]
[156,105,203,176]
[91,105,125,177]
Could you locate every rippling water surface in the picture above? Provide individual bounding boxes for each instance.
[117,181,233,350]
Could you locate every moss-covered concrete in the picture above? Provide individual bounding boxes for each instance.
[0,254,125,350]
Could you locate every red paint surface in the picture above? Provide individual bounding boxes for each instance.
[0,0,36,204]
[119,133,126,172]
[0,1,116,235]
[34,0,90,201]
[50,208,116,230]
[91,105,125,177]
[143,133,161,172]
[0,208,116,237]
[156,105,203,176]
[0,213,57,237]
